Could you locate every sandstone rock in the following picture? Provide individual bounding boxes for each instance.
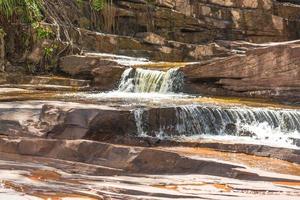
[45,0,300,46]
[59,55,123,79]
[43,105,137,140]
[92,66,125,90]
[182,40,300,102]
[136,32,166,46]
[112,0,299,43]
[274,1,300,20]
[85,109,137,140]
[2,136,299,182]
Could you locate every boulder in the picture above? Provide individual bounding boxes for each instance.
[59,55,123,79]
[92,66,125,90]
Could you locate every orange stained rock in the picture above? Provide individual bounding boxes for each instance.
[2,180,28,193]
[213,183,232,192]
[27,170,62,181]
[2,180,99,200]
[152,184,178,191]
[25,169,81,184]
[185,96,300,110]
[168,147,300,176]
[32,192,100,200]
[273,181,300,187]
[152,182,234,193]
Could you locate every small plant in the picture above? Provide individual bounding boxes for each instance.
[91,0,105,11]
[44,46,54,58]
[32,22,53,40]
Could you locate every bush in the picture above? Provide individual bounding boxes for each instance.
[0,0,42,22]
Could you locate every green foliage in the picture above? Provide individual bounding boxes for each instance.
[32,22,53,40]
[0,27,5,36]
[0,0,42,22]
[91,0,105,11]
[44,46,54,58]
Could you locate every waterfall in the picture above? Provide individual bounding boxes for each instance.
[134,108,147,137]
[134,105,300,147]
[174,105,300,135]
[118,68,184,93]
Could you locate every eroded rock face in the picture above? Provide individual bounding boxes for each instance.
[67,0,300,43]
[78,29,231,62]
[59,55,124,79]
[182,40,300,102]
[43,105,137,140]
[33,0,299,44]
[59,54,127,90]
[91,66,125,90]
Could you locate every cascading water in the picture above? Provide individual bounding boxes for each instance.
[72,65,300,148]
[118,68,184,93]
[175,105,300,135]
[134,105,300,148]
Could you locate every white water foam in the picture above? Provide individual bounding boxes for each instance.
[84,53,151,66]
[118,68,184,93]
[133,105,300,149]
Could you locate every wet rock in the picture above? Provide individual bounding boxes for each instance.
[0,120,25,136]
[43,105,137,140]
[85,109,137,139]
[224,123,238,135]
[291,138,300,147]
[238,129,256,137]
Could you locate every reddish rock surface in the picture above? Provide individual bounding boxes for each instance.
[182,40,300,102]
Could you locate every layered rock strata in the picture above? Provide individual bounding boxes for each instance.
[182,40,300,102]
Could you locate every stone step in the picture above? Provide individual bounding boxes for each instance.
[1,100,299,164]
[0,84,90,91]
[59,52,199,91]
[5,75,91,87]
[79,29,232,62]
[29,76,91,87]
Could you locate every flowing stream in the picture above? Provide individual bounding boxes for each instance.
[115,67,300,148]
[74,67,300,148]
[133,105,300,148]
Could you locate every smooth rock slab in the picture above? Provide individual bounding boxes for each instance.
[182,40,300,102]
[1,154,300,199]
